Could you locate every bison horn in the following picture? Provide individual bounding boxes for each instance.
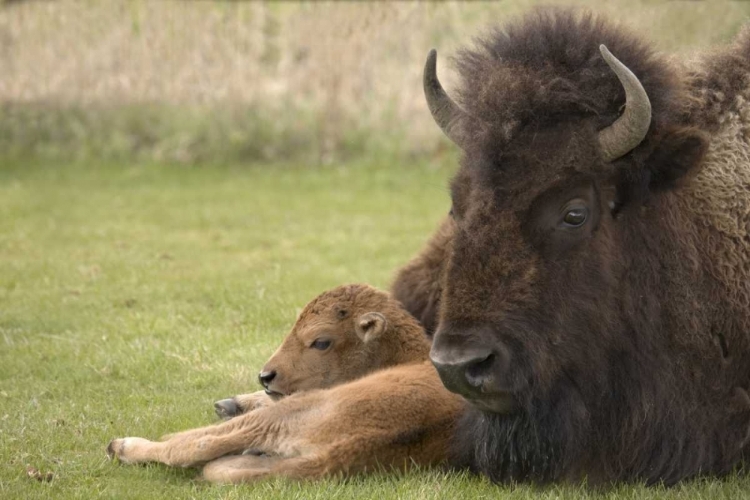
[597,45,652,162]
[424,49,471,148]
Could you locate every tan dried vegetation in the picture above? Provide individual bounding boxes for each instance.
[1,1,748,164]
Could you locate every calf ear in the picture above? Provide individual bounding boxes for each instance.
[647,127,708,191]
[355,312,387,343]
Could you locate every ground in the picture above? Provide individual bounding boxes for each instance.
[1,160,748,499]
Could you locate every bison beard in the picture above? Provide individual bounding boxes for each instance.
[450,397,563,483]
[450,350,745,485]
[391,6,750,486]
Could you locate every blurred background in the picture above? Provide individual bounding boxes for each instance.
[2,0,749,167]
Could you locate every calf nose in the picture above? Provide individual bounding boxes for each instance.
[258,370,276,388]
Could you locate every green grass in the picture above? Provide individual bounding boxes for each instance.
[1,159,749,499]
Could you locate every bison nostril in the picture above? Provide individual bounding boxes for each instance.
[465,353,495,388]
[258,370,277,387]
[431,347,497,396]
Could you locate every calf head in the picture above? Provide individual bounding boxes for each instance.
[259,284,429,398]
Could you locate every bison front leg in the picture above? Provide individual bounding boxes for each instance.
[214,390,272,419]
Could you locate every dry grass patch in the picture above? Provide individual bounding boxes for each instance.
[1,1,748,164]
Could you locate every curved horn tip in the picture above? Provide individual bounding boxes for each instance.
[596,43,652,162]
[423,47,473,148]
[599,44,629,72]
[425,49,437,76]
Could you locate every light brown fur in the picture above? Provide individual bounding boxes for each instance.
[107,284,464,483]
[217,283,435,417]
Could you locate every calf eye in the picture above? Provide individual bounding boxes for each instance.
[311,339,332,350]
[563,207,588,227]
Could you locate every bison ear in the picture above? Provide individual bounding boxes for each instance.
[647,127,708,191]
[355,312,387,343]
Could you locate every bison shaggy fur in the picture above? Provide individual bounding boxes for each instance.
[393,8,750,486]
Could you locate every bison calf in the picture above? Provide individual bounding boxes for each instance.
[215,282,435,419]
[107,284,464,483]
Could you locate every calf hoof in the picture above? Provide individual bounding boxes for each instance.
[214,398,240,419]
[106,437,150,464]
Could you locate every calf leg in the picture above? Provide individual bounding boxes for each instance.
[201,454,284,483]
[202,433,408,484]
[201,452,336,483]
[109,394,320,468]
[108,424,248,467]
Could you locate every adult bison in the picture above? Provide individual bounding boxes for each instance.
[390,8,750,485]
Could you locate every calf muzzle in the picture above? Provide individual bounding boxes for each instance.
[258,370,277,388]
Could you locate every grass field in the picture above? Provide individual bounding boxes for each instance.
[1,160,750,499]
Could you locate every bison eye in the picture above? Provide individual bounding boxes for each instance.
[562,207,588,227]
[311,339,332,351]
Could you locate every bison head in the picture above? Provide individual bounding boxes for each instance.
[425,17,708,416]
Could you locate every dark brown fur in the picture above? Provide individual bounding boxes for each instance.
[392,8,750,486]
[391,216,454,337]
